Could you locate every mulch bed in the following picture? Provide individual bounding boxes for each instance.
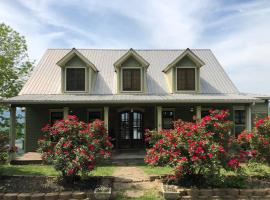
[0,175,113,193]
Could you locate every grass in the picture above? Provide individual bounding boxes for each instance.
[0,164,117,176]
[139,165,173,176]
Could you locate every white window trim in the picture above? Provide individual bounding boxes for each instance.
[175,66,197,93]
[49,109,64,124]
[65,66,87,93]
[121,67,143,93]
[87,108,103,123]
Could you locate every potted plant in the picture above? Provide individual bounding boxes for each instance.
[162,184,179,200]
[94,185,112,200]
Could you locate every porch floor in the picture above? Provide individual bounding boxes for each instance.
[11,150,146,165]
[11,152,42,165]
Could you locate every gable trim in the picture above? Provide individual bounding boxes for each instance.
[113,48,150,70]
[56,48,98,72]
[163,48,205,73]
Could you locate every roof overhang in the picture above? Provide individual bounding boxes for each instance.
[113,48,150,71]
[163,48,205,73]
[56,48,98,72]
[1,94,264,105]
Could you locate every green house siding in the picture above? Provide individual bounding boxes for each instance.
[25,106,48,152]
[251,102,269,126]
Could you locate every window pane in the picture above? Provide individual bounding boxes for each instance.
[66,68,85,91]
[122,69,141,91]
[162,111,174,129]
[177,68,195,91]
[88,111,102,123]
[235,110,245,125]
[50,111,63,125]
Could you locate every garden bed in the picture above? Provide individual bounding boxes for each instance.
[0,175,114,193]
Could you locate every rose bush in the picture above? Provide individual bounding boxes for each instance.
[237,116,270,163]
[145,109,240,181]
[0,132,8,163]
[38,115,113,179]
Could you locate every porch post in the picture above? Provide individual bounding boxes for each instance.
[157,106,162,131]
[246,104,252,131]
[104,107,109,130]
[196,106,202,120]
[63,107,69,119]
[9,106,16,162]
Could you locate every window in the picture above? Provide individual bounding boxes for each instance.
[66,68,86,91]
[176,68,195,91]
[162,110,175,129]
[234,110,246,135]
[88,110,102,123]
[50,111,63,125]
[122,68,141,91]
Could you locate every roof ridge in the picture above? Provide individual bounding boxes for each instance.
[47,48,212,51]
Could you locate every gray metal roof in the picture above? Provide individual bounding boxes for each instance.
[4,93,263,104]
[19,49,239,95]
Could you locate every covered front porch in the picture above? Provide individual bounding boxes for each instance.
[8,102,254,162]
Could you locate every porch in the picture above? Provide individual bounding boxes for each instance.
[8,103,254,162]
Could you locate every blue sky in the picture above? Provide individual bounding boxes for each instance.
[0,0,270,94]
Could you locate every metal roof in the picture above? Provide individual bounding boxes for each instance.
[19,49,239,95]
[4,93,263,104]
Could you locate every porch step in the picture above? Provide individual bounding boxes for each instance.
[11,152,42,165]
[109,149,146,165]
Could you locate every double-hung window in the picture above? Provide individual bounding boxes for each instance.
[176,68,195,91]
[50,110,63,125]
[234,109,246,135]
[122,68,141,92]
[162,110,175,129]
[66,67,86,92]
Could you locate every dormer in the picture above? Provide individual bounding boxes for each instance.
[163,48,205,93]
[56,48,98,94]
[114,49,149,94]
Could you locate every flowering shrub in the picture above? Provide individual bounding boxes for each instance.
[145,109,239,180]
[237,117,270,162]
[38,115,113,178]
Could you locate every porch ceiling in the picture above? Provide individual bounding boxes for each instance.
[2,93,264,105]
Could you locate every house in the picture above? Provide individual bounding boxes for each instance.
[3,48,270,158]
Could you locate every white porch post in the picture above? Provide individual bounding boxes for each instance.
[196,106,202,120]
[246,104,252,131]
[63,107,69,119]
[9,106,16,162]
[157,106,162,131]
[104,107,109,130]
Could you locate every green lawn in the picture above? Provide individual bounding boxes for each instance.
[139,165,173,176]
[0,164,117,176]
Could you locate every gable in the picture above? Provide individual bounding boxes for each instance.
[121,56,142,67]
[19,49,239,95]
[65,55,86,66]
[176,56,197,67]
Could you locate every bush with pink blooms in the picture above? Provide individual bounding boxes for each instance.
[145,109,243,186]
[38,115,113,180]
[237,117,270,163]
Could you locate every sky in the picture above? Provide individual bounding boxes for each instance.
[0,0,270,95]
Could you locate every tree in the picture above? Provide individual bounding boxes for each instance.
[0,23,33,161]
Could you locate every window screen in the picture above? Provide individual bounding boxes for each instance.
[234,110,246,135]
[162,111,174,129]
[66,68,85,91]
[50,111,63,125]
[88,111,102,123]
[177,68,195,91]
[122,69,141,91]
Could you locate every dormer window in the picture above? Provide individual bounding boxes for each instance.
[176,67,196,91]
[56,48,98,94]
[65,67,86,92]
[163,48,205,93]
[122,68,141,91]
[114,48,149,94]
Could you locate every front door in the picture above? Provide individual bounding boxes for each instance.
[119,110,144,149]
